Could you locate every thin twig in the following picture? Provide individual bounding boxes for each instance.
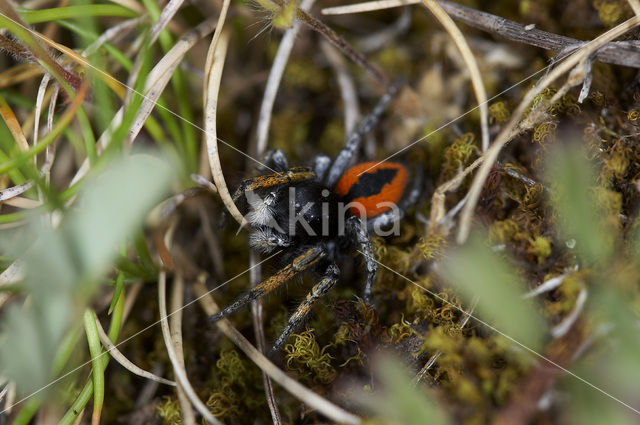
[192,278,362,425]
[420,0,489,152]
[33,74,50,170]
[295,7,389,87]
[93,312,177,387]
[322,0,640,69]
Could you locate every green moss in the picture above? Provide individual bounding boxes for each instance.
[417,233,447,261]
[155,397,181,425]
[489,101,510,124]
[440,133,479,182]
[272,0,298,29]
[206,349,265,419]
[283,59,328,91]
[528,236,552,265]
[593,0,627,26]
[284,329,337,384]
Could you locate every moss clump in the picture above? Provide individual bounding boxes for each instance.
[528,236,552,265]
[284,329,337,384]
[593,0,627,26]
[417,233,447,261]
[206,349,265,419]
[156,397,182,425]
[489,101,510,124]
[488,219,521,244]
[440,133,479,181]
[532,121,557,144]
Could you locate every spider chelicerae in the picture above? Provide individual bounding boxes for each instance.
[209,84,422,354]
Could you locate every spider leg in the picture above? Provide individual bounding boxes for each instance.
[324,82,402,187]
[259,149,289,173]
[229,166,316,211]
[346,215,377,304]
[249,225,292,253]
[270,263,340,354]
[312,154,331,183]
[208,246,325,323]
[239,166,315,193]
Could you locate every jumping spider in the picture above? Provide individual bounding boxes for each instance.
[209,84,422,354]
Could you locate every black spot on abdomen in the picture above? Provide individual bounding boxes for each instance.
[342,168,397,201]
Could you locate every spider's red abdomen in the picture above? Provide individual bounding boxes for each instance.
[334,161,408,218]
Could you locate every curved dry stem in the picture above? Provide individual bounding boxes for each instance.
[321,39,360,137]
[0,182,33,202]
[204,29,247,227]
[202,0,231,98]
[93,312,176,387]
[69,17,218,186]
[159,271,223,425]
[455,16,640,243]
[33,74,51,164]
[84,16,144,57]
[170,272,197,425]
[191,278,361,425]
[420,0,489,152]
[149,0,184,43]
[551,289,587,338]
[126,16,218,145]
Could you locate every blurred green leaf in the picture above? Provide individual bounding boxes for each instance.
[356,354,451,425]
[567,383,638,425]
[0,153,174,394]
[546,144,612,265]
[440,232,545,351]
[571,289,640,413]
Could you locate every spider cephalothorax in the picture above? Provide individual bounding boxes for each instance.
[210,85,422,353]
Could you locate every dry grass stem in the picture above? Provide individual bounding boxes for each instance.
[456,15,640,243]
[0,182,33,202]
[93,312,177,387]
[159,271,223,425]
[322,0,640,69]
[204,29,248,228]
[420,0,489,151]
[170,273,197,425]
